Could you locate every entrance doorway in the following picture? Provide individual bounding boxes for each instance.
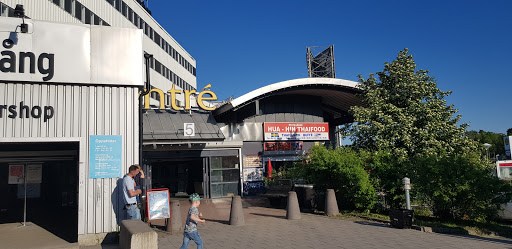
[151,158,205,197]
[0,142,79,243]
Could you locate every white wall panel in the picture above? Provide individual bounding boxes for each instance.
[0,82,139,235]
[2,0,81,24]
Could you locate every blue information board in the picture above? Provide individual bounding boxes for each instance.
[89,135,123,179]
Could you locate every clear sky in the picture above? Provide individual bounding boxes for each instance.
[150,0,512,134]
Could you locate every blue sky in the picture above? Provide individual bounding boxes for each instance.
[151,0,512,134]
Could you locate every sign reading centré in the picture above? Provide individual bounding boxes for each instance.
[143,84,217,111]
[89,135,123,179]
[264,122,329,141]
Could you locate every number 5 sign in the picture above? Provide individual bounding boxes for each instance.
[184,123,195,136]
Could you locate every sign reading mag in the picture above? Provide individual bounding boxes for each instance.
[264,122,329,141]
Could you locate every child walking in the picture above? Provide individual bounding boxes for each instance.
[180,193,205,249]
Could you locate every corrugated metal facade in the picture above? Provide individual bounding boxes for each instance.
[0,82,140,235]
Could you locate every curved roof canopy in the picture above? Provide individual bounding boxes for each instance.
[213,78,364,125]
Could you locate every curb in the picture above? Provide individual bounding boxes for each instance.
[346,215,507,238]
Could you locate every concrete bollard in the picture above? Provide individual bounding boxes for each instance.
[286,191,301,220]
[168,200,183,233]
[229,195,245,226]
[120,219,157,249]
[325,189,340,216]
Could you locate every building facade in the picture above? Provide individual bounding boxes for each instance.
[0,17,143,244]
[0,0,197,107]
[213,78,363,194]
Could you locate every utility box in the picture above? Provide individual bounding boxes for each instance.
[389,209,414,229]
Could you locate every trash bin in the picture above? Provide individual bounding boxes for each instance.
[389,209,414,229]
[294,184,314,213]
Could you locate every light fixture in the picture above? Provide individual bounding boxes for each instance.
[14,4,28,33]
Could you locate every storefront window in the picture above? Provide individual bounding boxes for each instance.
[210,156,239,198]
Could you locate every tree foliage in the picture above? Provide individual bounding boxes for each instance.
[343,49,478,161]
[296,146,377,211]
[412,155,512,221]
[466,130,506,159]
[328,49,512,221]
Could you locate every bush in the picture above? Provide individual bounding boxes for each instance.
[412,155,512,221]
[297,146,377,211]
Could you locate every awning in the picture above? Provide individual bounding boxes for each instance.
[143,109,225,142]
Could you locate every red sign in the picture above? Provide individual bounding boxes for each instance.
[264,122,329,141]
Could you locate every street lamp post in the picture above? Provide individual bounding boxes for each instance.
[484,143,492,162]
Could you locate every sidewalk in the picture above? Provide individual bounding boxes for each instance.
[83,197,512,249]
[157,205,512,249]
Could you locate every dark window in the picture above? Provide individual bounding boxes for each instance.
[122,2,127,17]
[94,15,100,25]
[75,2,82,20]
[128,7,133,22]
[145,23,149,35]
[65,0,73,14]
[84,8,91,24]
[115,0,122,12]
[156,61,162,74]
[107,0,114,6]
[154,32,160,46]
[53,0,60,6]
[134,13,139,27]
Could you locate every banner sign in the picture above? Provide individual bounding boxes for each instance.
[243,167,263,182]
[26,164,42,184]
[505,136,511,158]
[146,188,171,220]
[497,160,512,179]
[243,155,262,168]
[89,135,123,179]
[8,164,24,184]
[264,123,329,141]
[0,17,143,86]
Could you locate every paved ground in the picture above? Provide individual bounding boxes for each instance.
[157,204,512,249]
[6,197,512,249]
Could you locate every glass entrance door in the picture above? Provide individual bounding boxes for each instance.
[210,156,240,198]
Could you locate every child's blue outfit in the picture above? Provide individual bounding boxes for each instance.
[180,206,203,249]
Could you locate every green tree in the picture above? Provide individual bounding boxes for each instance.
[412,155,512,221]
[466,130,505,160]
[343,49,478,161]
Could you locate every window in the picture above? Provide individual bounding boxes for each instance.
[74,2,82,21]
[128,7,133,22]
[134,13,139,27]
[115,0,122,12]
[154,32,161,46]
[84,8,91,24]
[94,15,100,25]
[65,0,73,14]
[107,0,114,6]
[122,2,127,17]
[53,0,60,6]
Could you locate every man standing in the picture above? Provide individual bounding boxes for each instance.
[123,165,142,220]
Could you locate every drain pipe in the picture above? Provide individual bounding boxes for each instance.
[139,53,152,177]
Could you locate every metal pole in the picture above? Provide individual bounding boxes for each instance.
[23,164,27,226]
[403,177,411,210]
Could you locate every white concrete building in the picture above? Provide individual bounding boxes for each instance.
[1,0,197,106]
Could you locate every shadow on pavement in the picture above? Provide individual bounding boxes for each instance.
[249,213,286,219]
[354,220,391,228]
[438,233,512,245]
[204,218,229,225]
[354,220,512,246]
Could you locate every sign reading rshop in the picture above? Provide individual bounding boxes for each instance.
[0,102,54,122]
[0,17,143,86]
[264,122,329,141]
